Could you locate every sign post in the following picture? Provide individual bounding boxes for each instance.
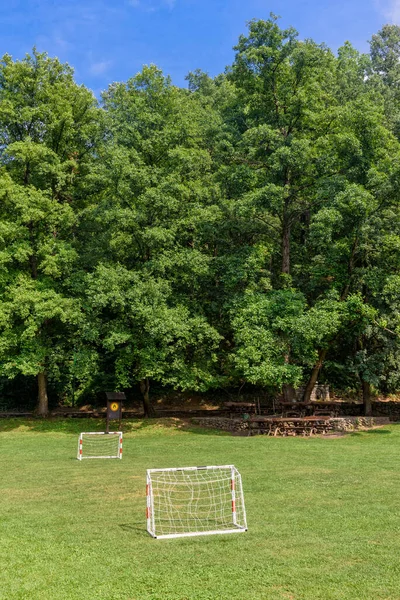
[105,392,125,433]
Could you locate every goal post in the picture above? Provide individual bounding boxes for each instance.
[146,465,247,539]
[77,432,123,460]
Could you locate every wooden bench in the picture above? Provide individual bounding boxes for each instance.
[223,402,257,418]
[310,402,340,417]
[278,401,309,418]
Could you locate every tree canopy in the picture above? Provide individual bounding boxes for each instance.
[2,19,400,416]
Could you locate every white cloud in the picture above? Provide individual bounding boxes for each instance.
[89,60,112,75]
[390,0,400,21]
[36,29,72,54]
[376,0,400,23]
[53,36,70,50]
[128,0,177,10]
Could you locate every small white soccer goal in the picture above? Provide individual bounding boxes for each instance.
[146,465,247,539]
[77,432,123,460]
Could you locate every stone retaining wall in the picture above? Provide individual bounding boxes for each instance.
[371,402,400,420]
[192,416,391,435]
[330,416,390,431]
[335,402,400,420]
[192,417,249,433]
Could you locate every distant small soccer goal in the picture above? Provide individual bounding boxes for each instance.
[146,465,247,539]
[77,432,123,460]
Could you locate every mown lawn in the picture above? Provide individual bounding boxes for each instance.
[1,418,400,600]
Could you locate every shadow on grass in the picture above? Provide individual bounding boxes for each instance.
[362,428,392,434]
[8,417,396,438]
[349,428,392,437]
[0,416,231,436]
[119,523,148,536]
[0,417,110,434]
[126,419,231,437]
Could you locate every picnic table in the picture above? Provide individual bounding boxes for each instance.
[248,415,332,436]
[278,400,341,418]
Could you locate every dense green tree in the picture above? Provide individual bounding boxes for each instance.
[227,16,342,276]
[0,50,100,414]
[370,24,400,87]
[369,25,400,137]
[84,264,222,416]
[301,116,400,410]
[77,66,224,415]
[216,18,400,409]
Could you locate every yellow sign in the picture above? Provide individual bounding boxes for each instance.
[110,402,119,412]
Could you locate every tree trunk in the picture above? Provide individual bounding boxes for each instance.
[362,380,372,416]
[36,371,48,416]
[282,352,295,401]
[140,378,156,417]
[282,384,296,402]
[302,348,328,403]
[282,222,291,275]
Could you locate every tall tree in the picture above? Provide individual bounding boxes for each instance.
[228,16,341,277]
[79,66,224,415]
[220,18,400,405]
[0,50,100,414]
[370,25,400,137]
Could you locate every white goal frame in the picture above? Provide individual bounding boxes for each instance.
[146,464,247,539]
[77,431,123,460]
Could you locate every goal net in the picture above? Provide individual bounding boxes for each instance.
[77,432,123,460]
[146,465,247,539]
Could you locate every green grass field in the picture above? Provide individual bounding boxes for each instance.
[1,418,400,600]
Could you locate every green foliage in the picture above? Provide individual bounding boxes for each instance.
[0,50,100,412]
[3,19,400,408]
[231,289,306,387]
[230,288,375,389]
[84,264,223,392]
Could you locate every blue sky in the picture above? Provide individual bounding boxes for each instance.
[0,0,398,95]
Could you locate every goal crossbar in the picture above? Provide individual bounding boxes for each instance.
[77,431,123,460]
[147,464,235,473]
[146,464,247,539]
